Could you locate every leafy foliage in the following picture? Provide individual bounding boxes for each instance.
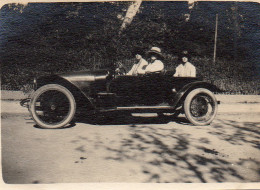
[0,2,259,94]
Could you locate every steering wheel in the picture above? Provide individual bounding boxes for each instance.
[115,62,127,75]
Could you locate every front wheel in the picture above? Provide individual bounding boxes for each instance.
[29,84,76,129]
[184,88,218,126]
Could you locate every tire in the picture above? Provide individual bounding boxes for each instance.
[184,88,218,126]
[29,84,76,129]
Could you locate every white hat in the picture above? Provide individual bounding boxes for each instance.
[149,47,161,53]
[148,47,163,58]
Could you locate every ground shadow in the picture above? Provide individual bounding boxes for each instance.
[72,116,260,182]
[33,122,76,129]
[75,112,192,126]
[208,119,260,147]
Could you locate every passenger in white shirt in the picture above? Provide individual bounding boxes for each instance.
[127,54,148,75]
[174,51,196,77]
[145,47,164,73]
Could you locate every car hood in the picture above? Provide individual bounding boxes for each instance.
[58,69,110,82]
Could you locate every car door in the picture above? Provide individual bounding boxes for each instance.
[109,73,167,106]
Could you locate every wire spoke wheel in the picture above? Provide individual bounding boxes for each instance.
[184,88,218,125]
[29,84,76,129]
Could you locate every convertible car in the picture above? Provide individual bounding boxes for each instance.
[21,65,220,128]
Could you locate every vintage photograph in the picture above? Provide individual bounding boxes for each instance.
[1,0,259,184]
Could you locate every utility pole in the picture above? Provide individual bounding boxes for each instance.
[232,2,239,61]
[213,14,218,63]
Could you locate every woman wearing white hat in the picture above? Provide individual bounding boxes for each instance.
[145,47,165,74]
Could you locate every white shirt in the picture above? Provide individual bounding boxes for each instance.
[174,62,196,77]
[127,58,148,75]
[145,60,164,73]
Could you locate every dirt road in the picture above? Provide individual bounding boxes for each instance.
[1,101,260,183]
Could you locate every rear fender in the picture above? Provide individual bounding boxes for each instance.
[172,81,220,109]
[36,75,95,110]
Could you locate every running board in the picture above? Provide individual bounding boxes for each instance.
[100,106,176,113]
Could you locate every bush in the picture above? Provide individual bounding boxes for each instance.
[117,56,259,94]
[1,52,259,94]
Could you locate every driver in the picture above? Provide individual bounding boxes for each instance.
[127,49,148,76]
[145,47,164,74]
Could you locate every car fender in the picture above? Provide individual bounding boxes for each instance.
[35,75,96,110]
[172,81,221,109]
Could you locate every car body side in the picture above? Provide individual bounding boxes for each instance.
[33,70,220,113]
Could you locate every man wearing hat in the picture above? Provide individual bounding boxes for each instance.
[145,47,165,73]
[174,50,196,77]
[127,49,148,76]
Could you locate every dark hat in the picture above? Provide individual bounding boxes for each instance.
[132,48,145,57]
[178,50,191,60]
[147,47,164,59]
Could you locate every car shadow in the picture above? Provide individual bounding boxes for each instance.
[30,112,191,129]
[33,122,76,129]
[75,112,192,126]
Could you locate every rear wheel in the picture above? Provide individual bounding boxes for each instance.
[184,88,218,126]
[29,84,76,129]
